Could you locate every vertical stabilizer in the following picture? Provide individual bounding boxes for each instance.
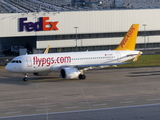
[114,24,139,51]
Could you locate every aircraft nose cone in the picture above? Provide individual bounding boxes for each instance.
[5,64,14,72]
[5,64,10,71]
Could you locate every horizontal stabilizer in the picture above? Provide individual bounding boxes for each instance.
[133,52,141,62]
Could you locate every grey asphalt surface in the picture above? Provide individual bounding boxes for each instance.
[1,104,160,120]
[0,66,160,119]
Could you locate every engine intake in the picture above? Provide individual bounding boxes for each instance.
[60,68,81,79]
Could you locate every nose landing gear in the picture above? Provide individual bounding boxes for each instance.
[23,73,28,81]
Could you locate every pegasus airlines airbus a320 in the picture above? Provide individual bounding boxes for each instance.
[5,24,141,81]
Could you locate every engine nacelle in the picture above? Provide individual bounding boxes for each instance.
[33,72,50,76]
[60,68,81,79]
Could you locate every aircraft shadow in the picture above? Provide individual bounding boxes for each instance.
[128,71,160,77]
[0,71,82,85]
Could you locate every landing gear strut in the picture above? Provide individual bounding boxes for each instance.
[79,74,86,80]
[23,73,28,81]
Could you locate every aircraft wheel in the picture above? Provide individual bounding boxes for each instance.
[79,74,86,80]
[82,75,86,79]
[23,77,28,81]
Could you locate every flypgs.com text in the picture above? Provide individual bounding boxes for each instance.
[19,17,59,32]
[33,56,72,67]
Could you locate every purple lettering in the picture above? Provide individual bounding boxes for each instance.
[19,17,58,32]
[19,18,27,32]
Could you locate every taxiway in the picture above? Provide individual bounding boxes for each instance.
[0,67,160,119]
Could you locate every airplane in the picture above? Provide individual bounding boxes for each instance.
[5,24,141,81]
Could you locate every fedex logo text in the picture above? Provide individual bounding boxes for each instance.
[19,17,58,32]
[120,27,135,48]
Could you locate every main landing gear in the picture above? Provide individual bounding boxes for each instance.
[79,74,86,80]
[23,73,28,81]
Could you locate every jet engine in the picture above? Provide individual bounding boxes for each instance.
[60,68,86,79]
[33,72,50,76]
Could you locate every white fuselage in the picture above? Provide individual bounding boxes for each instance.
[5,50,139,73]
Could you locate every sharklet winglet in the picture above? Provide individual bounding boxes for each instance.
[44,45,50,54]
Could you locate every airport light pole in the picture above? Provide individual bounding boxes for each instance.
[143,24,147,51]
[0,39,2,56]
[74,27,78,51]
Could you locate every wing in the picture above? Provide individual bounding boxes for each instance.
[76,62,125,69]
[59,62,126,71]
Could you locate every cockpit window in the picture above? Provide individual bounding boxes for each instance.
[11,60,22,63]
[11,60,16,63]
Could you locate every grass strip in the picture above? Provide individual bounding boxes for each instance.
[118,54,160,67]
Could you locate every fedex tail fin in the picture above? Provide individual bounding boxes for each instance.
[114,24,139,51]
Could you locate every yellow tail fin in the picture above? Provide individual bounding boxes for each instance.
[114,24,139,51]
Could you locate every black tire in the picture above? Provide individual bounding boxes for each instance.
[79,74,86,80]
[23,77,28,81]
[81,75,86,79]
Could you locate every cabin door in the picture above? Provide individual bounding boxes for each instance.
[26,57,32,67]
[116,52,121,62]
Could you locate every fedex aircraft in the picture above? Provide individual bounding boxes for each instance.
[5,24,141,81]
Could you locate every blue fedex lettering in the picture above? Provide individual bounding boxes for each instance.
[19,17,59,32]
